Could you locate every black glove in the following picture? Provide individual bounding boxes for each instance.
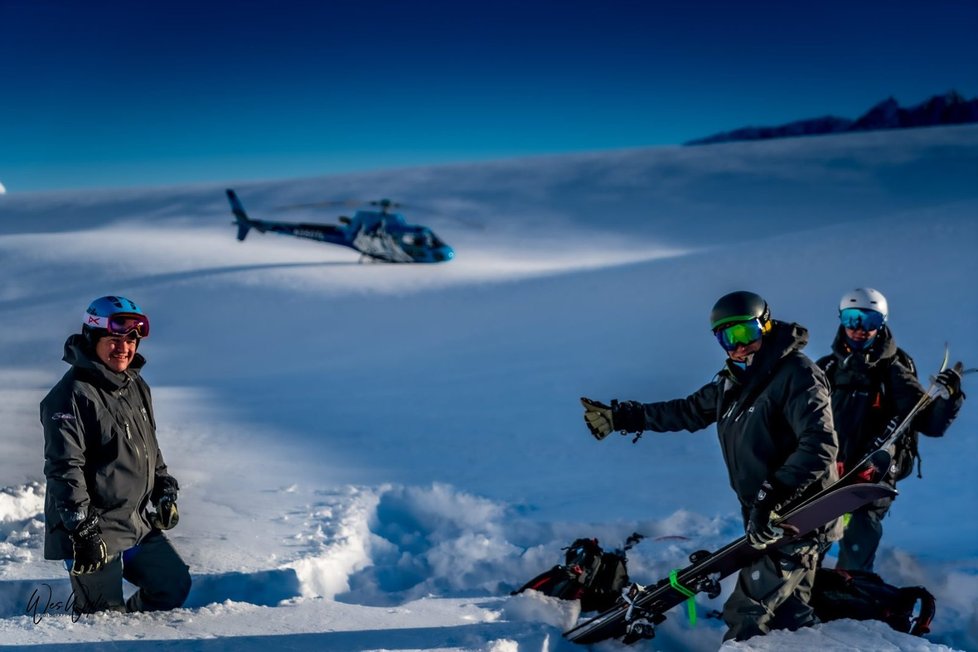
[934,363,964,399]
[581,398,646,440]
[746,479,788,550]
[581,397,615,440]
[150,496,179,531]
[149,476,180,531]
[150,475,179,505]
[611,400,646,434]
[69,513,108,575]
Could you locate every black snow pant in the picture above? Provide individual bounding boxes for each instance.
[836,494,894,572]
[721,538,820,642]
[70,531,191,614]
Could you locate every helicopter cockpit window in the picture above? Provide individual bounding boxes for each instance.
[403,231,433,248]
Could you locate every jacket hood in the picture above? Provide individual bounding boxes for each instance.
[767,320,810,358]
[62,333,146,390]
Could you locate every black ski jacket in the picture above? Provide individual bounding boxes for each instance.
[624,321,840,519]
[40,334,174,560]
[816,326,963,475]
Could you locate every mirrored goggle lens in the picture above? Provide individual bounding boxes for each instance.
[714,320,763,351]
[839,308,884,332]
[107,314,150,338]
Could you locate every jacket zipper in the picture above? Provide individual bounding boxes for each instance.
[123,387,154,510]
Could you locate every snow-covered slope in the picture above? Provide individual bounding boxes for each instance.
[1,125,976,651]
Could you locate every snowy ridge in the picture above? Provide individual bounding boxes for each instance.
[1,125,976,650]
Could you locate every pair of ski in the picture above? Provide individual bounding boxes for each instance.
[564,349,969,645]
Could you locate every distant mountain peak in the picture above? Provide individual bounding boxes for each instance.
[685,91,978,146]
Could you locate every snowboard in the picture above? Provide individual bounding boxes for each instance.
[563,481,897,645]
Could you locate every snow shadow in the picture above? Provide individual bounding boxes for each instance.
[0,577,74,620]
[6,624,557,652]
[0,261,352,314]
[184,568,303,609]
[0,569,303,620]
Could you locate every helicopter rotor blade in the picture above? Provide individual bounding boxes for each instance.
[274,199,362,212]
[276,198,415,213]
[368,198,405,210]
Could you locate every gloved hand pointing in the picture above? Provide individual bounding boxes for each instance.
[581,397,615,440]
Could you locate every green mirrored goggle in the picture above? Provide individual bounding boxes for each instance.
[714,319,764,351]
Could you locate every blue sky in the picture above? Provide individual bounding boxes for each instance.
[1,0,976,193]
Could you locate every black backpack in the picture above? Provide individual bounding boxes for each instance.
[811,568,936,636]
[512,536,635,613]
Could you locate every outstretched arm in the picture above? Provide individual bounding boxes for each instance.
[582,381,720,440]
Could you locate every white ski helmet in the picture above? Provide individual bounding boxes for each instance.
[839,288,888,321]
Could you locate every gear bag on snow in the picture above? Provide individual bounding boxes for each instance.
[512,535,637,613]
[811,568,936,636]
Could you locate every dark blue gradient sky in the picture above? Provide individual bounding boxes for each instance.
[2,0,976,192]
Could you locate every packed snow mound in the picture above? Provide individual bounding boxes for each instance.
[0,483,45,573]
[0,483,44,524]
[721,618,960,651]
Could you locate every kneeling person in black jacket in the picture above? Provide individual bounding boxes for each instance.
[41,296,191,614]
[582,291,840,642]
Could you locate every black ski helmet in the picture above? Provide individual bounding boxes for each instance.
[710,291,771,331]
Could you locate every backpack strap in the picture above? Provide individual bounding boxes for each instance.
[893,347,917,377]
[885,348,925,479]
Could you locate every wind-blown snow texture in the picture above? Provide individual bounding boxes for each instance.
[1,125,976,651]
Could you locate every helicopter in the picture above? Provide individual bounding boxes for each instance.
[225,189,454,263]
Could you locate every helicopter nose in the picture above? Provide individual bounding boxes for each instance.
[435,246,454,262]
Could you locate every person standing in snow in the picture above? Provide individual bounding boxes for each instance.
[41,296,191,613]
[816,288,964,572]
[581,291,840,642]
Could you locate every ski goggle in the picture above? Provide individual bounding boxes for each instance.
[714,319,764,351]
[84,312,150,338]
[839,308,884,332]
